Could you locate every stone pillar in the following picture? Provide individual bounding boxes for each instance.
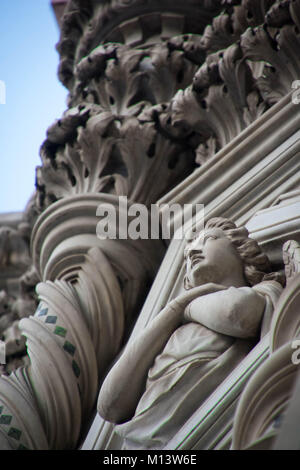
[0,0,222,450]
[1,0,300,450]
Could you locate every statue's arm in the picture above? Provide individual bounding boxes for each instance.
[98,301,182,424]
[98,283,225,424]
[184,287,266,339]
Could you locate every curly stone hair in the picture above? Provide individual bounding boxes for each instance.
[184,217,285,288]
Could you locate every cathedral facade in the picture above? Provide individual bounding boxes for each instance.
[0,0,300,450]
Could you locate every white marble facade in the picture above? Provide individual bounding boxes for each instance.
[1,0,300,450]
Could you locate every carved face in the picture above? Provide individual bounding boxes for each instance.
[184,227,245,287]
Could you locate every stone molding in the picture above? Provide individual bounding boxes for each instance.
[231,340,298,450]
[231,246,300,449]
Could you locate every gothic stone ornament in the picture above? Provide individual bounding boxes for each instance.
[1,0,300,452]
[0,191,164,449]
[270,240,300,352]
[232,240,300,450]
[0,367,48,450]
[231,340,299,450]
[98,218,283,449]
[36,0,300,214]
[56,0,225,90]
[36,39,203,213]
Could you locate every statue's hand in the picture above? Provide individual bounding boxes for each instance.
[168,283,226,314]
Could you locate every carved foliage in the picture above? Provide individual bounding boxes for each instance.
[201,0,277,54]
[39,1,300,207]
[158,0,300,161]
[36,111,195,210]
[159,43,262,162]
[73,41,200,111]
[36,39,203,211]
[57,0,224,89]
[240,0,300,104]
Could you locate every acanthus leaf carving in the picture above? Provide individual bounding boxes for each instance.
[167,34,206,65]
[117,117,194,204]
[57,0,225,91]
[290,0,300,30]
[73,41,200,113]
[37,0,300,215]
[240,17,300,104]
[201,0,277,54]
[266,0,292,27]
[200,11,239,54]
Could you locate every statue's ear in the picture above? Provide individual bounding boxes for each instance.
[184,275,192,290]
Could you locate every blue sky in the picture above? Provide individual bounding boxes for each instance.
[0,0,68,213]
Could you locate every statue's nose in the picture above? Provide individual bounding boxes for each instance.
[188,247,203,257]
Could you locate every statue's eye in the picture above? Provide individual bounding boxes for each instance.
[204,235,217,243]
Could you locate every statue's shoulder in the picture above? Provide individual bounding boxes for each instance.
[253,280,283,297]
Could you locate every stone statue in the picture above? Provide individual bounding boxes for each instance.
[98,218,284,450]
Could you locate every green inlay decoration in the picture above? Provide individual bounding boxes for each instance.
[18,443,28,450]
[38,308,48,317]
[63,341,76,356]
[72,360,80,378]
[45,315,57,324]
[0,415,12,425]
[54,326,67,338]
[8,427,22,441]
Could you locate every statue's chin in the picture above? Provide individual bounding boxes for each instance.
[188,265,218,287]
[188,278,213,289]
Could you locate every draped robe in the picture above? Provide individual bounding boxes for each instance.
[116,281,282,450]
